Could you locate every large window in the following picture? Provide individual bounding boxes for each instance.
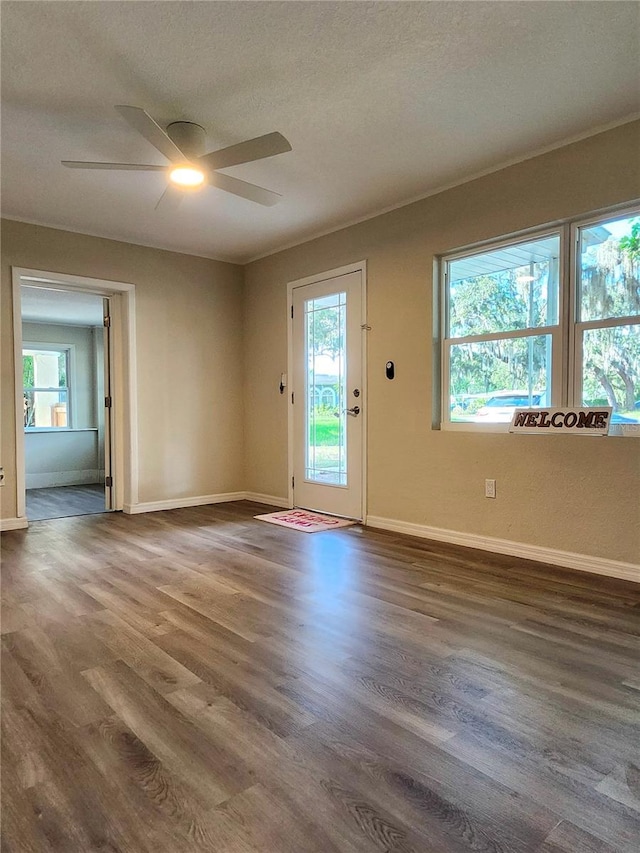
[442,208,640,432]
[23,347,70,429]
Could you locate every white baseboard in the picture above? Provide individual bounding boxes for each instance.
[26,469,100,489]
[244,491,290,508]
[124,491,289,515]
[1,517,28,532]
[366,515,640,584]
[124,491,247,514]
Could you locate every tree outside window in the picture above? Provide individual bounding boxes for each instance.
[579,215,640,413]
[442,207,640,429]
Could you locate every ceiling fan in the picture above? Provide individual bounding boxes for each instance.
[62,105,292,209]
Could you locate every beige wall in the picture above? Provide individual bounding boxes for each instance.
[244,121,640,564]
[2,123,638,564]
[1,220,245,518]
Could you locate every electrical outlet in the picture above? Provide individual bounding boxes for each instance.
[485,478,496,499]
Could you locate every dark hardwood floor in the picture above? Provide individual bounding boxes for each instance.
[26,483,107,521]
[1,501,639,852]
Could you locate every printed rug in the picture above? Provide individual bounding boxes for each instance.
[255,509,356,533]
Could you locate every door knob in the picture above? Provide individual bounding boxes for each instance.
[345,406,360,417]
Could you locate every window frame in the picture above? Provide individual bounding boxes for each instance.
[570,209,640,422]
[23,342,76,431]
[440,203,640,434]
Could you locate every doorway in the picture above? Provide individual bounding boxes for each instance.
[12,268,138,524]
[21,287,112,520]
[289,263,367,520]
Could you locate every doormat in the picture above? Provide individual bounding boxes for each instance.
[255,509,356,533]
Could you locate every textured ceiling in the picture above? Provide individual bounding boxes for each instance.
[21,286,104,326]
[2,1,639,263]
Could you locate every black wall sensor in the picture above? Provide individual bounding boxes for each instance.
[385,361,395,380]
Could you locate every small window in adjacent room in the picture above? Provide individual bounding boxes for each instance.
[443,233,561,425]
[441,205,640,432]
[23,347,70,429]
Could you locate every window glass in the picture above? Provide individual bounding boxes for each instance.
[581,325,640,421]
[579,215,640,322]
[448,235,560,338]
[23,348,69,428]
[449,335,551,423]
[305,292,347,485]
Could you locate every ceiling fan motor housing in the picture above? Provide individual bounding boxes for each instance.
[166,121,206,160]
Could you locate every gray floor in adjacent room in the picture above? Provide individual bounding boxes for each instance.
[26,483,107,521]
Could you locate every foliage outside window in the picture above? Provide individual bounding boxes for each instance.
[577,217,640,416]
[442,209,640,430]
[23,348,70,428]
[305,291,347,485]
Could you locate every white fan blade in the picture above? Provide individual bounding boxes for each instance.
[155,184,183,212]
[62,161,166,170]
[199,132,291,171]
[115,105,186,163]
[207,171,282,206]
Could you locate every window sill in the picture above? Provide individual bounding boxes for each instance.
[24,428,98,434]
[440,421,640,437]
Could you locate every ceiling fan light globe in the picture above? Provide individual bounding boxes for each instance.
[169,166,205,188]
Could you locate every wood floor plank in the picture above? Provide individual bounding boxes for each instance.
[536,820,623,853]
[155,627,315,737]
[165,684,386,853]
[78,714,245,852]
[1,649,152,852]
[84,609,203,695]
[2,500,639,852]
[289,721,558,853]
[2,627,113,727]
[82,660,252,809]
[81,580,176,636]
[595,762,640,812]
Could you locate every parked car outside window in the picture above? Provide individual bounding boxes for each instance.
[476,391,545,423]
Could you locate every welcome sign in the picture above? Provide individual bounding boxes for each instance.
[509,407,613,435]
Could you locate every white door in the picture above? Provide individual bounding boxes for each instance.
[291,270,365,519]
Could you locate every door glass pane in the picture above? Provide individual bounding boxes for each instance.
[581,324,640,421]
[449,335,551,423]
[305,291,347,485]
[448,234,560,337]
[579,214,640,322]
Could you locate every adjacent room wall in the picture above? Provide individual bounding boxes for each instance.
[1,221,245,519]
[243,120,640,565]
[24,431,100,490]
[22,321,101,488]
[23,321,98,427]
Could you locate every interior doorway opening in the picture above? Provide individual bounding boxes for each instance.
[12,268,138,525]
[21,287,110,520]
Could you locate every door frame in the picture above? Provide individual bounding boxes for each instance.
[12,267,138,521]
[287,260,368,521]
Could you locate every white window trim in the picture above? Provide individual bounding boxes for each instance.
[440,204,640,435]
